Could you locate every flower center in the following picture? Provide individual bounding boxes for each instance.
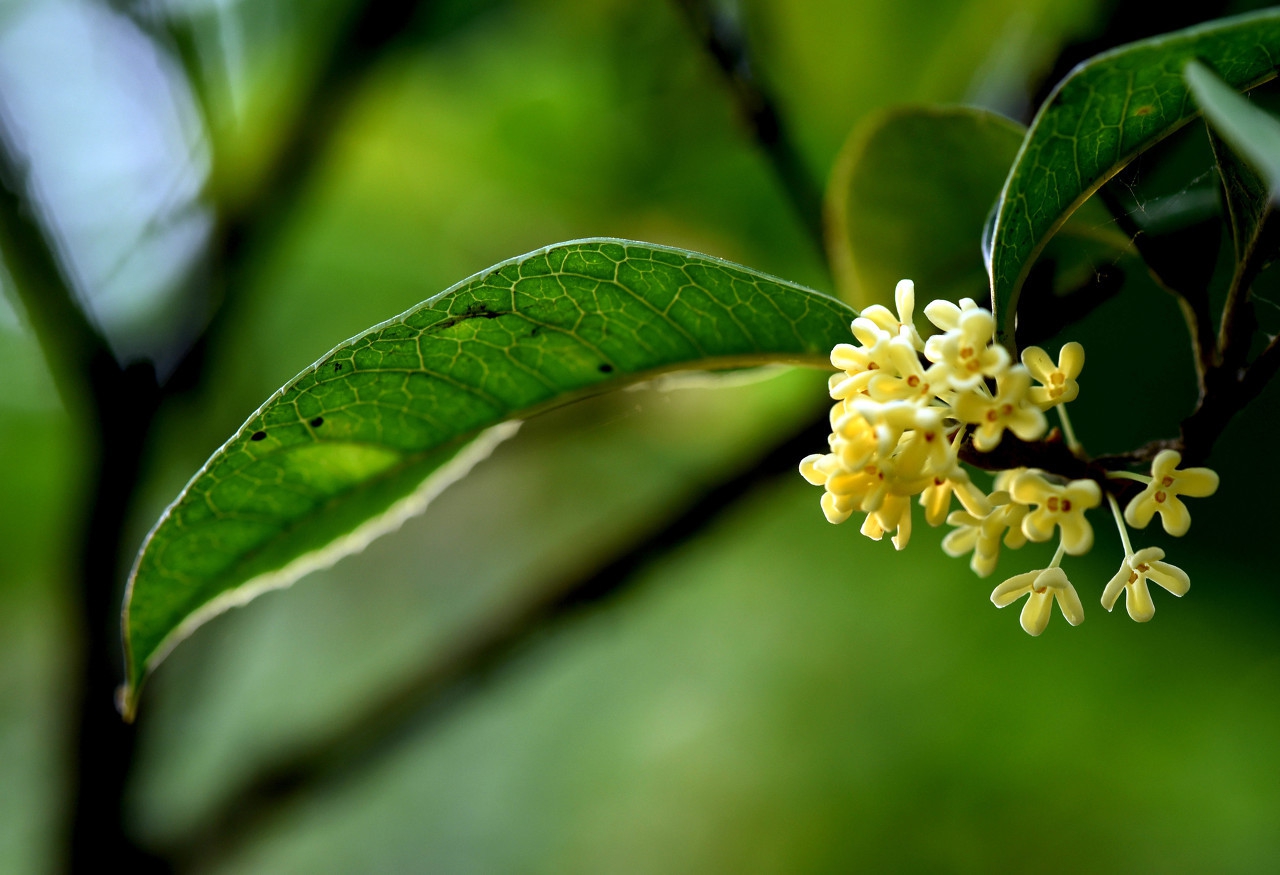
[907,375,920,387]
[1161,475,1174,487]
[1047,497,1060,511]
[1155,490,1167,503]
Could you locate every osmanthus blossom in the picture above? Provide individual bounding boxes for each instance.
[1009,471,1101,554]
[1102,546,1190,622]
[951,367,1046,452]
[1022,341,1083,409]
[991,565,1085,636]
[798,279,1222,637]
[1124,449,1220,536]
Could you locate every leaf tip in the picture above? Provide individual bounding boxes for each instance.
[116,682,138,724]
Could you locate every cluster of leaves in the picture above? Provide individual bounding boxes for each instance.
[121,9,1280,716]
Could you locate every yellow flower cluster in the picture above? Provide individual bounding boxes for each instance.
[800,281,1220,636]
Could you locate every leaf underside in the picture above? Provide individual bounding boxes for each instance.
[120,239,855,718]
[986,8,1280,345]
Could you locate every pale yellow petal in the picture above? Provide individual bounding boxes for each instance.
[1101,565,1129,611]
[1054,583,1085,626]
[1058,514,1094,555]
[991,571,1038,607]
[1020,346,1054,382]
[1175,467,1219,498]
[1020,590,1054,636]
[1147,560,1190,597]
[1157,496,1191,537]
[1057,341,1084,378]
[820,492,852,524]
[799,455,827,485]
[1125,579,1155,622]
[1150,449,1183,480]
[1124,492,1157,529]
[942,526,978,557]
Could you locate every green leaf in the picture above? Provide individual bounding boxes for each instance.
[827,106,1026,311]
[985,8,1280,346]
[827,105,1127,336]
[119,239,855,718]
[1187,61,1280,274]
[1188,60,1280,198]
[1208,125,1275,275]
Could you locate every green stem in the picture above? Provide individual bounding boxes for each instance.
[1055,403,1082,455]
[1107,493,1134,557]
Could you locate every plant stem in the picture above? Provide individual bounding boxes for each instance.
[1107,493,1134,556]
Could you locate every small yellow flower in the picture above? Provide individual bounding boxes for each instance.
[1101,546,1189,622]
[920,464,990,527]
[1009,471,1100,555]
[859,279,925,350]
[922,296,980,333]
[951,367,1047,451]
[866,337,949,404]
[941,493,1028,577]
[1124,450,1219,537]
[991,566,1085,636]
[924,306,1010,391]
[860,493,913,550]
[1021,342,1083,409]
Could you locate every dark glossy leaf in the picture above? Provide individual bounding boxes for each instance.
[119,239,854,718]
[986,9,1280,346]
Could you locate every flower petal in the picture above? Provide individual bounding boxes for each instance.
[1020,590,1054,636]
[1058,514,1094,555]
[799,455,827,485]
[942,526,978,557]
[1157,495,1192,537]
[1124,492,1157,529]
[1151,450,1182,480]
[1176,467,1219,498]
[1020,345,1054,380]
[820,492,852,524]
[1147,560,1190,597]
[1057,341,1084,378]
[1101,565,1129,612]
[1054,583,1085,626]
[1125,579,1155,623]
[991,571,1038,607]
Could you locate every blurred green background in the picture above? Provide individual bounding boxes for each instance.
[4,0,1280,872]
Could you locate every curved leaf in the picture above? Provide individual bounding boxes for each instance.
[828,105,1128,328]
[986,8,1280,346]
[1188,60,1280,197]
[826,106,1028,311]
[119,239,855,717]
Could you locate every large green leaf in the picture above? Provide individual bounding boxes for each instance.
[119,239,854,718]
[985,9,1280,346]
[827,105,1127,337]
